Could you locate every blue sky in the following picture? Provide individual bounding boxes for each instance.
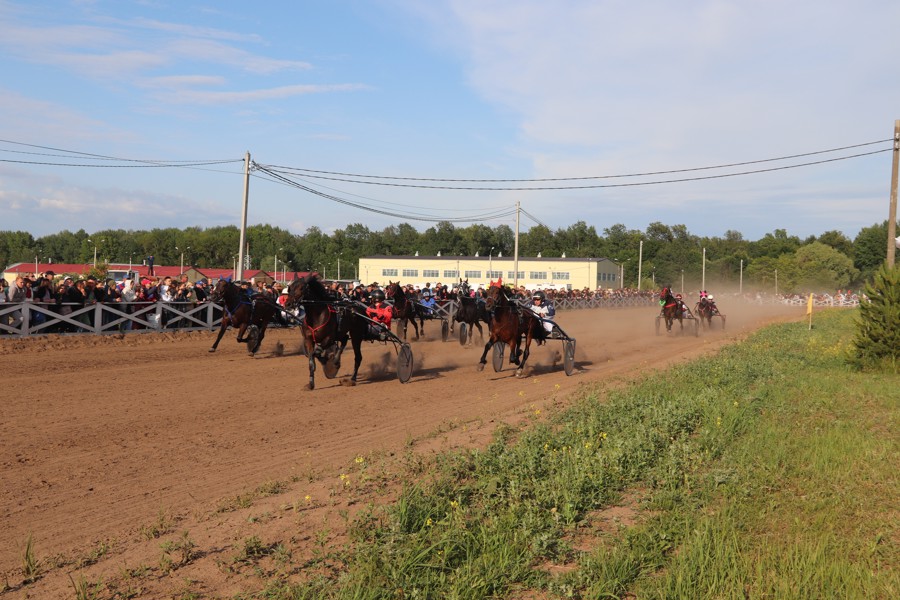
[1,0,898,241]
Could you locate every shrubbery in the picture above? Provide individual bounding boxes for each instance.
[852,263,900,373]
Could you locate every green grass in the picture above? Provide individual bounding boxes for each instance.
[245,309,898,599]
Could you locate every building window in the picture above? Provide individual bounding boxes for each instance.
[443,270,458,279]
[552,271,570,280]
[486,270,503,279]
[464,270,482,279]
[529,271,547,280]
[382,268,398,277]
[507,271,524,279]
[402,269,418,278]
[423,269,439,278]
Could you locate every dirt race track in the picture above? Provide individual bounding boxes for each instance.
[1,302,801,598]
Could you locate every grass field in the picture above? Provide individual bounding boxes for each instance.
[229,311,898,598]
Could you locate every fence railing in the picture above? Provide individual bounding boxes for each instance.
[0,294,856,338]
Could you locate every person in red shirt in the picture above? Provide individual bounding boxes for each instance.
[366,289,392,340]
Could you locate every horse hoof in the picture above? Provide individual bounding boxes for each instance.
[208,348,216,353]
[515,368,525,378]
[477,362,485,371]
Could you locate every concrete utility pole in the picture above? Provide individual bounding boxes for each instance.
[513,201,520,289]
[887,120,899,267]
[237,151,250,280]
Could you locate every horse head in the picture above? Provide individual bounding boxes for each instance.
[484,281,509,310]
[287,273,328,309]
[210,279,236,305]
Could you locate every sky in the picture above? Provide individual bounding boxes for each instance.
[1,0,899,243]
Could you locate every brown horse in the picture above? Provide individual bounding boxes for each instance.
[286,274,367,390]
[208,279,277,355]
[659,287,684,333]
[477,281,542,377]
[384,281,422,340]
[695,297,723,329]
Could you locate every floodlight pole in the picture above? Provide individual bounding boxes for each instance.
[887,119,899,267]
[237,151,250,280]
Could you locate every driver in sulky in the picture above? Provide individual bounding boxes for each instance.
[365,288,392,340]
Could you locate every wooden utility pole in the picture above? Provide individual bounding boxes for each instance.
[237,151,250,280]
[888,120,899,267]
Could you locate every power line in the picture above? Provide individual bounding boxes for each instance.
[257,147,892,191]
[253,164,518,223]
[259,138,892,183]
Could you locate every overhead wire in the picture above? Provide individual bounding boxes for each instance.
[256,146,892,191]
[258,138,892,183]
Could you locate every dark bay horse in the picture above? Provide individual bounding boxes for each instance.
[477,281,541,377]
[287,274,367,389]
[659,287,684,333]
[385,281,422,340]
[452,279,492,346]
[695,297,722,328]
[208,279,277,355]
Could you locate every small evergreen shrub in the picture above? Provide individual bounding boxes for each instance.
[851,263,900,372]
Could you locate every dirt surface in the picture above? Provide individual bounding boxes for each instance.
[0,302,801,598]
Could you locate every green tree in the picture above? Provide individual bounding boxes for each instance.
[792,242,858,291]
[852,221,890,281]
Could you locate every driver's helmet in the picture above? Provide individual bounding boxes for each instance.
[675,293,683,300]
[707,294,714,300]
[370,289,385,303]
[421,289,432,298]
[532,291,546,302]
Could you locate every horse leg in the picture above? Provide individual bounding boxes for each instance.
[307,352,317,390]
[209,321,229,352]
[473,321,484,344]
[349,335,363,383]
[516,338,532,378]
[236,322,249,343]
[478,338,495,371]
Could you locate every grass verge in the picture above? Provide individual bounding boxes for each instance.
[246,309,898,599]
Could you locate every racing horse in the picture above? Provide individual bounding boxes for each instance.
[659,286,685,333]
[477,281,541,377]
[384,281,422,340]
[286,274,368,390]
[695,296,721,329]
[208,279,277,355]
[452,279,492,346]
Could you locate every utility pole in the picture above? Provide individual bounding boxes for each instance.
[513,201,520,289]
[888,119,899,267]
[702,247,706,291]
[237,151,250,280]
[637,240,643,291]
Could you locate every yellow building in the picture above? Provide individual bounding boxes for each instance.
[358,255,622,290]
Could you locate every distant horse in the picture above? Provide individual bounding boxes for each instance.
[477,281,541,377]
[659,287,684,333]
[452,279,492,346]
[286,274,367,390]
[384,281,422,340]
[208,279,277,355]
[695,297,723,329]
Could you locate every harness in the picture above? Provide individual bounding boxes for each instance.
[304,303,337,346]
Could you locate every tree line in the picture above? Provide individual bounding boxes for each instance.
[1,220,895,293]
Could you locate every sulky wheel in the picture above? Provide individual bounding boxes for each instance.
[492,342,505,372]
[245,325,260,354]
[397,343,414,383]
[563,339,576,376]
[458,322,468,346]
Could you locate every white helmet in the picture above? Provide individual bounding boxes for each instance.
[707,294,714,300]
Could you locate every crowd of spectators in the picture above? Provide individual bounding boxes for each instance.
[0,270,864,335]
[0,271,217,333]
